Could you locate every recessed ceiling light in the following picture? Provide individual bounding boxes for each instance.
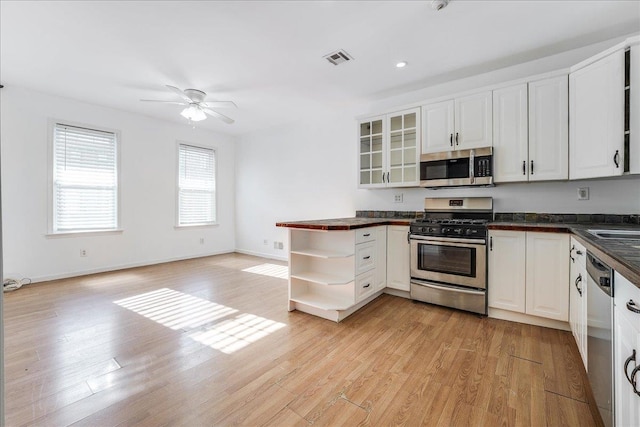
[396,61,407,68]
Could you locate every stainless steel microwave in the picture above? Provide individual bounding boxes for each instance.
[419,147,493,188]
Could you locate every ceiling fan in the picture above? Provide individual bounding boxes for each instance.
[141,85,236,124]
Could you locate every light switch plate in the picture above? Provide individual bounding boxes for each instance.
[577,187,589,200]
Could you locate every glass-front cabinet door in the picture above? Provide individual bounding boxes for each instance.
[359,116,385,188]
[358,108,420,189]
[388,108,419,186]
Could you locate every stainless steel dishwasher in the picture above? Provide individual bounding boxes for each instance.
[586,251,614,427]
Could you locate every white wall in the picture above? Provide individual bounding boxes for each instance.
[1,86,236,282]
[235,35,640,260]
[235,111,358,259]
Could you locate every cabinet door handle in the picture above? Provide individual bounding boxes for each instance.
[450,133,453,147]
[614,150,620,168]
[363,283,371,288]
[570,245,575,262]
[522,161,526,175]
[489,236,493,251]
[576,250,583,255]
[575,274,582,296]
[407,231,411,244]
[627,300,640,314]
[363,255,371,260]
[382,171,386,183]
[530,160,534,175]
[362,233,371,237]
[631,364,640,396]
[624,350,636,384]
[455,132,459,145]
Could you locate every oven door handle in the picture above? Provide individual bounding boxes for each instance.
[409,234,486,245]
[411,279,485,296]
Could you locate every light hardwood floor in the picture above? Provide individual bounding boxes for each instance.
[4,253,602,426]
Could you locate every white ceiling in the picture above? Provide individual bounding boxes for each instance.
[1,1,639,136]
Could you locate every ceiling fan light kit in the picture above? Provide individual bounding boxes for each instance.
[140,85,236,124]
[180,105,207,122]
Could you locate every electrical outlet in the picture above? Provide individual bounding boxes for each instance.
[80,249,87,257]
[394,193,404,203]
[273,241,278,249]
[263,239,268,245]
[199,237,205,244]
[577,187,589,200]
[278,242,284,250]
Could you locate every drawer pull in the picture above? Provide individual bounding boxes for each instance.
[362,233,371,237]
[363,255,371,260]
[627,300,640,314]
[624,349,636,385]
[363,283,370,288]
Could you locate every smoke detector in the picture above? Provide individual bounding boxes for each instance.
[323,49,354,66]
[431,0,449,11]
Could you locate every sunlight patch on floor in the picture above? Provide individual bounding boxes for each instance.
[241,263,288,279]
[113,288,284,354]
[187,313,285,354]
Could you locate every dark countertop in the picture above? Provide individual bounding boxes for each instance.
[276,217,640,287]
[489,222,640,287]
[276,217,412,230]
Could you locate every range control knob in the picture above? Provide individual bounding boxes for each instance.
[442,227,451,233]
[454,228,463,235]
[428,227,436,233]
[465,229,474,235]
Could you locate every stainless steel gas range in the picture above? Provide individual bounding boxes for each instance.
[409,197,493,315]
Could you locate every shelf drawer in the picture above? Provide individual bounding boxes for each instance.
[355,228,376,244]
[356,270,376,302]
[355,242,375,275]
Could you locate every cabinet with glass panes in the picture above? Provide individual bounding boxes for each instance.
[358,108,420,188]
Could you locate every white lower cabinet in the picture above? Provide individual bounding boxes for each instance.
[614,272,640,427]
[287,226,387,322]
[488,230,569,321]
[375,226,387,291]
[569,237,587,367]
[386,225,410,291]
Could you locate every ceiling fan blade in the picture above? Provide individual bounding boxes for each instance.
[202,101,237,109]
[140,100,188,105]
[165,85,193,102]
[202,108,235,124]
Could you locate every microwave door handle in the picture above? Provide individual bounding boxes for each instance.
[469,149,475,184]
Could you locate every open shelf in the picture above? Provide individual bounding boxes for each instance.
[290,271,353,285]
[290,292,353,311]
[290,248,354,259]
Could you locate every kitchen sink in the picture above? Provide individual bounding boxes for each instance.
[587,229,640,240]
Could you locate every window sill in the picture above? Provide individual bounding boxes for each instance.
[46,229,124,238]
[174,223,219,230]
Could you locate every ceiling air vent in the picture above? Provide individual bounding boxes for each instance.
[323,49,353,66]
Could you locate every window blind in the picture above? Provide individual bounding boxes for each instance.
[178,144,216,226]
[53,123,118,232]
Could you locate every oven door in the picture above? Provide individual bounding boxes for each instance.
[410,235,486,289]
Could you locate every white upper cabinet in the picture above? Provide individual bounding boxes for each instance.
[422,100,454,153]
[570,49,625,179]
[493,84,529,182]
[528,76,569,181]
[358,108,420,188]
[422,91,492,154]
[493,76,568,183]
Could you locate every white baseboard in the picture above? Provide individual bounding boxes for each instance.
[234,249,287,262]
[488,308,571,331]
[27,249,236,283]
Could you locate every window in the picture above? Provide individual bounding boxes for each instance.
[52,123,119,233]
[177,143,216,226]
